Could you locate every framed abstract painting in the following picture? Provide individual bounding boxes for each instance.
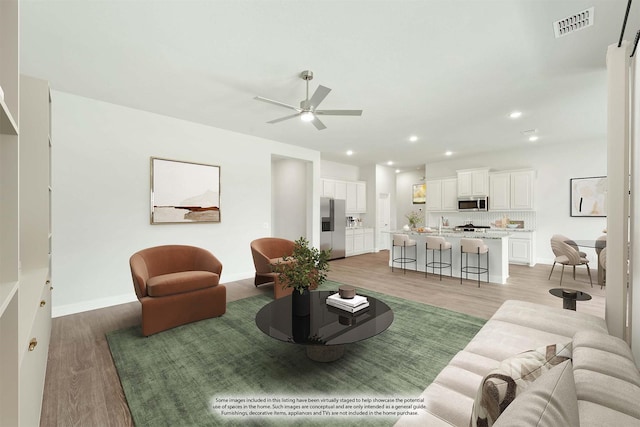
[570,176,606,217]
[412,183,426,204]
[150,157,221,224]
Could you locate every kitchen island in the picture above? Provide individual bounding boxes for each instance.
[386,230,510,284]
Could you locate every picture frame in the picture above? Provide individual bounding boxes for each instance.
[412,183,426,204]
[150,157,221,224]
[570,176,606,217]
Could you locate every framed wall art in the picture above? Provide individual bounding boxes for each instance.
[570,176,606,217]
[151,157,221,224]
[412,183,426,204]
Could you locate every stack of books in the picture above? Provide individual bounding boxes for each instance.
[326,293,369,313]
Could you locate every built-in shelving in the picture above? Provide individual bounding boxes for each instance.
[0,1,22,424]
[0,97,19,135]
[16,74,53,427]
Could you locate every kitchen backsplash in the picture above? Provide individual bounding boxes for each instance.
[426,211,537,229]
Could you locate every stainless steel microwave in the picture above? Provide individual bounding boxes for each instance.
[458,197,488,211]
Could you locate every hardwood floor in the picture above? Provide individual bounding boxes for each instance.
[39,251,604,426]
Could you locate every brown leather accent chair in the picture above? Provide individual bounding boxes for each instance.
[129,245,226,336]
[250,237,296,299]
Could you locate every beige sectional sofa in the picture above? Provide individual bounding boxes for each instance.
[395,300,640,426]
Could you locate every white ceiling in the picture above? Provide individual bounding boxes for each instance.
[20,0,639,171]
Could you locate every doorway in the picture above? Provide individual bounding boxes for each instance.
[377,193,391,251]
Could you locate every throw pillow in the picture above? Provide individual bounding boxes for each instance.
[493,360,579,427]
[470,342,572,427]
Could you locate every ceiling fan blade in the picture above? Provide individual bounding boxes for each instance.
[308,85,331,109]
[315,109,363,116]
[254,96,300,111]
[311,116,327,130]
[267,113,301,124]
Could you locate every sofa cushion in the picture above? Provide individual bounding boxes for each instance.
[493,360,579,427]
[489,300,608,337]
[578,401,640,427]
[471,342,572,427]
[146,271,219,297]
[465,320,573,362]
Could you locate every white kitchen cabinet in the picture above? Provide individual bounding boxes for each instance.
[323,179,365,212]
[457,168,489,197]
[356,182,366,212]
[334,181,347,200]
[345,229,354,255]
[346,182,357,211]
[508,231,536,266]
[321,179,335,198]
[426,178,457,211]
[441,178,458,211]
[353,229,365,253]
[364,228,374,251]
[345,228,374,257]
[510,170,535,210]
[489,170,535,211]
[425,180,442,210]
[346,181,366,213]
[489,172,510,210]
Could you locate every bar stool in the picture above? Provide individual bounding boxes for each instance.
[460,238,489,287]
[391,234,417,274]
[425,236,452,280]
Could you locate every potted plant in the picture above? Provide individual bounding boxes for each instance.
[273,237,331,315]
[405,210,424,229]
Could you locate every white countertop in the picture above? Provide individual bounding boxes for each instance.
[388,230,511,239]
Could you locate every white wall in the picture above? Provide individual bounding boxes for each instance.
[423,139,607,266]
[51,91,320,316]
[320,159,359,181]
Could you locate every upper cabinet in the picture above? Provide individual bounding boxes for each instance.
[345,181,366,213]
[457,168,489,197]
[489,169,535,211]
[425,178,457,211]
[510,170,535,210]
[489,172,510,210]
[321,178,366,213]
[425,180,442,210]
[441,178,458,210]
[0,0,19,136]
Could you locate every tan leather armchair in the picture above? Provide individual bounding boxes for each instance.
[250,237,296,299]
[129,245,226,336]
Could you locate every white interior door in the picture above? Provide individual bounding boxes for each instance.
[377,193,391,251]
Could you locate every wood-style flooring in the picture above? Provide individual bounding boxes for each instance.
[39,251,604,426]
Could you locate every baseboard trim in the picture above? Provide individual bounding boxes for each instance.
[52,271,256,318]
[53,293,138,318]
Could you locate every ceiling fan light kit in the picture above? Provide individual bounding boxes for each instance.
[254,70,362,130]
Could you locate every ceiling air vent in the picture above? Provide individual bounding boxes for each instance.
[553,7,594,38]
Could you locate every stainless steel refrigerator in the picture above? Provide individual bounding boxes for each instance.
[320,197,346,259]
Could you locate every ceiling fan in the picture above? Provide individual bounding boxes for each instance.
[254,70,363,130]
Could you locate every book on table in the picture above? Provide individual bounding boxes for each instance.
[326,293,369,313]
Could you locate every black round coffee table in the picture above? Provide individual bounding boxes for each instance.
[255,290,394,362]
[549,288,592,311]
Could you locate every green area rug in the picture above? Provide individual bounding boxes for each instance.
[106,282,485,426]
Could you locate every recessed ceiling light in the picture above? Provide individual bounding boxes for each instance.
[387,161,393,166]
[528,135,539,142]
[409,135,418,142]
[509,111,522,119]
[445,151,453,156]
[395,169,400,174]
[346,150,353,156]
